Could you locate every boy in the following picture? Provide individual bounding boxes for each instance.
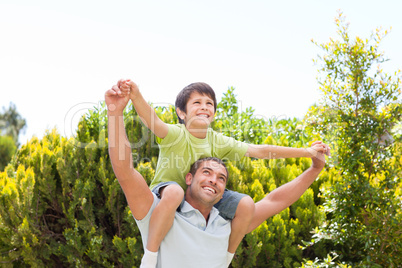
[112,80,328,267]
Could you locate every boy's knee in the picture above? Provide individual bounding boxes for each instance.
[237,196,255,218]
[161,184,184,203]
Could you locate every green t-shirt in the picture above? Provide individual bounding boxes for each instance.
[150,124,249,190]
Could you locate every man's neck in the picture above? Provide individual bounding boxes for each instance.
[197,206,212,222]
[185,197,213,222]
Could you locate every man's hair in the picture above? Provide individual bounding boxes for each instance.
[175,82,217,124]
[189,157,229,181]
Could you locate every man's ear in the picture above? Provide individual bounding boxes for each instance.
[176,107,186,121]
[185,173,193,186]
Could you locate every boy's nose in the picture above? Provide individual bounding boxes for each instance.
[200,103,209,110]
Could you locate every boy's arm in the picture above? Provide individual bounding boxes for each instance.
[245,142,328,159]
[246,143,328,233]
[106,87,154,220]
[116,79,169,139]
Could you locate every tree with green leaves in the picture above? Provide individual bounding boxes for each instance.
[0,102,27,144]
[0,135,16,171]
[305,11,402,266]
[0,103,26,171]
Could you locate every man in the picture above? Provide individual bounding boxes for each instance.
[105,85,329,268]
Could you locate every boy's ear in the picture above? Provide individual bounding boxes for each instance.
[176,107,186,121]
[185,173,193,186]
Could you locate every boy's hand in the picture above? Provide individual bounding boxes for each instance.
[105,82,130,113]
[306,141,331,158]
[117,79,140,99]
[308,141,330,169]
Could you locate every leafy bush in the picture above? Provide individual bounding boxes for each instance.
[0,135,16,171]
[0,93,325,267]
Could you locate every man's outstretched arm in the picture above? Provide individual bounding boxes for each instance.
[106,86,154,220]
[247,142,329,233]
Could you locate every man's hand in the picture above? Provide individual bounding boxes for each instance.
[105,82,131,114]
[309,141,330,169]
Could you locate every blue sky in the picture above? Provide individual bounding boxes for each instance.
[1,0,401,144]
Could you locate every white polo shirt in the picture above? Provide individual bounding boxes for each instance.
[135,193,231,268]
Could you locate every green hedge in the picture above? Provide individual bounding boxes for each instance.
[0,92,328,267]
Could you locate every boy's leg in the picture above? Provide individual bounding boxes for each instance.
[227,195,255,253]
[146,183,184,252]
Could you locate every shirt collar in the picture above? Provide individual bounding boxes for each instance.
[180,200,220,224]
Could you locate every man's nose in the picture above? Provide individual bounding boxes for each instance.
[209,176,217,184]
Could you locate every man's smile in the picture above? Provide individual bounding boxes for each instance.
[202,186,216,194]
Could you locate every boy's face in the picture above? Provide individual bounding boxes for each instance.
[185,160,227,207]
[176,92,215,128]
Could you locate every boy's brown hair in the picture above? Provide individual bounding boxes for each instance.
[175,82,217,124]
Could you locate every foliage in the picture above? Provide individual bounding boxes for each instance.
[301,252,352,268]
[0,106,143,267]
[304,11,402,266]
[0,91,326,267]
[213,87,269,144]
[0,135,16,171]
[0,103,26,171]
[0,103,27,145]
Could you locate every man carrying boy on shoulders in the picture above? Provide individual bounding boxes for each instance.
[106,80,329,267]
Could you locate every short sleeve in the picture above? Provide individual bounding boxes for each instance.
[212,132,249,161]
[156,124,185,148]
[135,193,159,223]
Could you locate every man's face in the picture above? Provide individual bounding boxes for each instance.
[177,92,215,128]
[185,160,227,207]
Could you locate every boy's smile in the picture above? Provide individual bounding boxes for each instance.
[176,92,215,131]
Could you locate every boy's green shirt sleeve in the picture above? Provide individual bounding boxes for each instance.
[155,124,182,146]
[211,131,249,162]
